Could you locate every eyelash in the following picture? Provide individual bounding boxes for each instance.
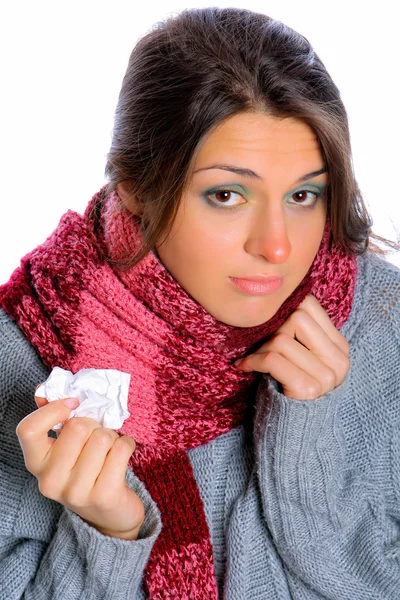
[203,187,325,210]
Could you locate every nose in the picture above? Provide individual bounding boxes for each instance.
[243,210,291,264]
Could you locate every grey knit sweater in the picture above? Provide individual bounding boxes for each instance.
[1,251,400,599]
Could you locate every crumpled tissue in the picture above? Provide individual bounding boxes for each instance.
[36,367,131,431]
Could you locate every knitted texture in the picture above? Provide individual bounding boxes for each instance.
[0,188,357,599]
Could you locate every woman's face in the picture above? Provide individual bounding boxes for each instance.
[156,112,328,327]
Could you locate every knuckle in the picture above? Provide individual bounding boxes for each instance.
[340,336,350,356]
[15,419,35,441]
[62,485,88,509]
[339,353,351,374]
[264,350,279,367]
[299,294,314,308]
[302,379,322,400]
[92,487,115,510]
[115,435,136,452]
[38,474,59,500]
[322,368,336,390]
[114,436,133,456]
[273,332,291,350]
[256,351,272,371]
[64,418,91,437]
[129,437,136,453]
[334,357,350,386]
[91,428,117,447]
[292,308,309,327]
[23,456,39,475]
[304,388,320,401]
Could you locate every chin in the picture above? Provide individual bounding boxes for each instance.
[235,316,276,328]
[200,290,286,328]
[212,308,279,328]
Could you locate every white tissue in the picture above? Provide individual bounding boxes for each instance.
[36,367,131,431]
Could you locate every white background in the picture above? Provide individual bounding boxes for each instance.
[1,0,399,284]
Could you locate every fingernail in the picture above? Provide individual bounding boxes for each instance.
[234,359,243,367]
[35,383,45,397]
[63,398,79,408]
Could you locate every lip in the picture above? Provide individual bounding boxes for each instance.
[229,275,284,296]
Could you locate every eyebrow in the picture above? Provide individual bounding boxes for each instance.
[193,164,328,183]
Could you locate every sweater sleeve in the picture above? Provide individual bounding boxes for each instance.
[254,274,400,600]
[0,310,162,600]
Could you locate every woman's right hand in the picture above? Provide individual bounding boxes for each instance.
[16,396,145,540]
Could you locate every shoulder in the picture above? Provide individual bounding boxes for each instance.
[0,309,49,428]
[341,251,400,343]
[361,251,399,309]
[340,253,400,444]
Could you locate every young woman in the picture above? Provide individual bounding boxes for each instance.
[1,7,399,599]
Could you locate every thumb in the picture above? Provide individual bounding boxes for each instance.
[34,383,49,408]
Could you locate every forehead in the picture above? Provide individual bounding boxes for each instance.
[192,112,323,173]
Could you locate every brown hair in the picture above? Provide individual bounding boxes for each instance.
[104,7,398,266]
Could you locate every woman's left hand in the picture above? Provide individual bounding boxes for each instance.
[235,294,350,401]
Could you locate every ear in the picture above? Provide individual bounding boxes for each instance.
[116,181,143,216]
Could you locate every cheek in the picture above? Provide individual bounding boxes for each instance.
[157,215,230,286]
[291,211,326,267]
[172,214,237,269]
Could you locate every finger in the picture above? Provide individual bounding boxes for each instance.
[272,313,350,385]
[34,383,48,408]
[277,307,348,366]
[45,417,103,478]
[93,436,136,499]
[239,322,350,386]
[16,398,79,474]
[256,351,325,400]
[34,395,48,409]
[278,333,338,390]
[240,313,338,366]
[62,427,120,503]
[298,295,350,355]
[243,332,339,388]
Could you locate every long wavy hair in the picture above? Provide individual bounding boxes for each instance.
[104,7,397,266]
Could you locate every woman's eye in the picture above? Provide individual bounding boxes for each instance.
[203,187,323,209]
[205,189,246,208]
[289,190,320,207]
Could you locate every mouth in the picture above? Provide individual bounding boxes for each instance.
[229,275,284,296]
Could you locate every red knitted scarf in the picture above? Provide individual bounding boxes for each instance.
[0,189,357,598]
